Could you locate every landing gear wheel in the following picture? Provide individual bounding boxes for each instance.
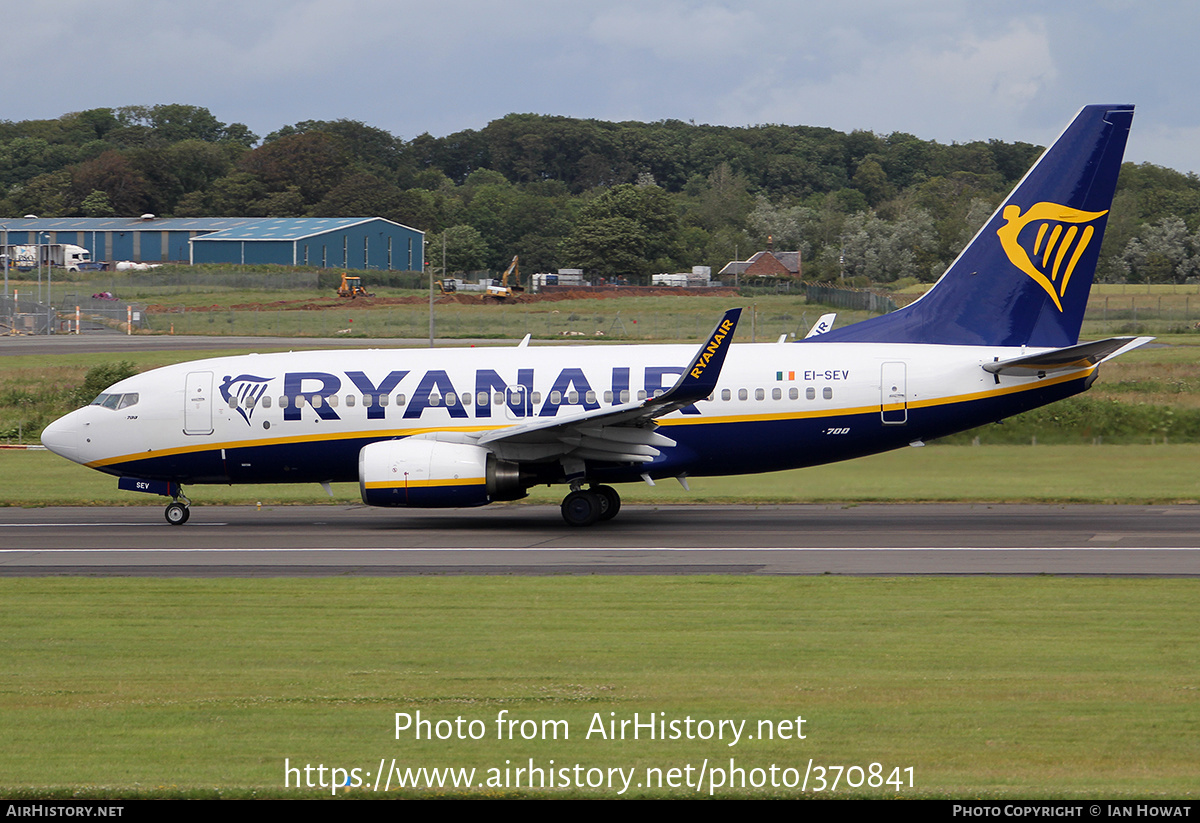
[165,502,190,525]
[592,485,621,521]
[561,490,601,527]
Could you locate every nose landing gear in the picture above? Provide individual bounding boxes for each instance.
[165,488,191,525]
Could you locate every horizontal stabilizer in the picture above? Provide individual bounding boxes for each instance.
[983,336,1153,377]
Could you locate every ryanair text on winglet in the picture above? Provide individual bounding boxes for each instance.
[690,318,734,379]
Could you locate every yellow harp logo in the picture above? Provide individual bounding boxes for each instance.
[996,203,1108,311]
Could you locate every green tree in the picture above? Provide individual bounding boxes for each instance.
[81,190,115,217]
[426,224,490,274]
[206,172,267,215]
[559,215,650,281]
[852,157,892,206]
[827,209,938,282]
[559,183,682,281]
[748,196,818,259]
[254,187,307,217]
[70,151,151,215]
[4,169,72,216]
[313,173,405,219]
[238,132,347,204]
[1120,216,1198,283]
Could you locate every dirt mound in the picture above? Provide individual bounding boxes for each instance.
[145,287,740,313]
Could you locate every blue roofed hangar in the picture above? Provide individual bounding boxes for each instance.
[0,216,424,270]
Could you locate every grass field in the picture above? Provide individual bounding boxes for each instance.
[1,577,1196,798]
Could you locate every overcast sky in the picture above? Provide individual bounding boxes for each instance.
[7,1,1198,173]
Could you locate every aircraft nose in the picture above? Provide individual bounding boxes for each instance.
[41,411,82,463]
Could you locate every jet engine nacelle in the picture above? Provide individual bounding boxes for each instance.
[358,438,525,508]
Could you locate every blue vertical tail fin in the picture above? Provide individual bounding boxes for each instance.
[817,105,1134,348]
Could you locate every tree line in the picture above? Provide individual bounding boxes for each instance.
[3,104,1199,284]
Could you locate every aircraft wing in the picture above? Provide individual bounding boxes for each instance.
[983,336,1153,377]
[473,308,741,464]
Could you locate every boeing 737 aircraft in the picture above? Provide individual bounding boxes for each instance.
[42,105,1146,526]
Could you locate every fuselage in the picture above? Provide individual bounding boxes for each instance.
[41,339,1096,488]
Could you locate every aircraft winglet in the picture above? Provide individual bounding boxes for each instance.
[804,312,836,338]
[475,308,741,449]
[659,308,741,406]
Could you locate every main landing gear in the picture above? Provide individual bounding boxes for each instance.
[165,488,191,525]
[561,484,621,527]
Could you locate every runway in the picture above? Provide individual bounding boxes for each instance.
[1,503,1197,576]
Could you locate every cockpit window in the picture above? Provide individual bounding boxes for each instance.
[91,392,138,410]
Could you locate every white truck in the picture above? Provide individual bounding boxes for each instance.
[3,244,94,272]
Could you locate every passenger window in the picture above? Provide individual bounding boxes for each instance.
[620,390,630,403]
[637,390,647,401]
[462,392,471,406]
[806,387,815,400]
[738,388,748,401]
[395,394,406,406]
[492,393,503,405]
[585,391,596,404]
[328,395,338,408]
[789,388,798,400]
[311,395,322,409]
[604,391,613,403]
[532,392,542,404]
[721,389,731,401]
[378,394,388,407]
[567,391,578,404]
[823,387,833,400]
[755,388,765,401]
[346,395,356,407]
[429,394,441,407]
[228,395,238,409]
[363,395,373,407]
[262,395,272,408]
[772,388,781,400]
[279,396,288,408]
[445,392,457,406]
[550,391,562,404]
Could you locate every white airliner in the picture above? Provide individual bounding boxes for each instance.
[42,105,1146,526]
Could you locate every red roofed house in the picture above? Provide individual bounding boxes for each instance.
[719,249,802,279]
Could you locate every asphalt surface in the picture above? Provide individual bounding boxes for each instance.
[1,503,1197,576]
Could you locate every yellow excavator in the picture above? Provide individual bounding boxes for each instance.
[337,273,374,299]
[484,256,525,300]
